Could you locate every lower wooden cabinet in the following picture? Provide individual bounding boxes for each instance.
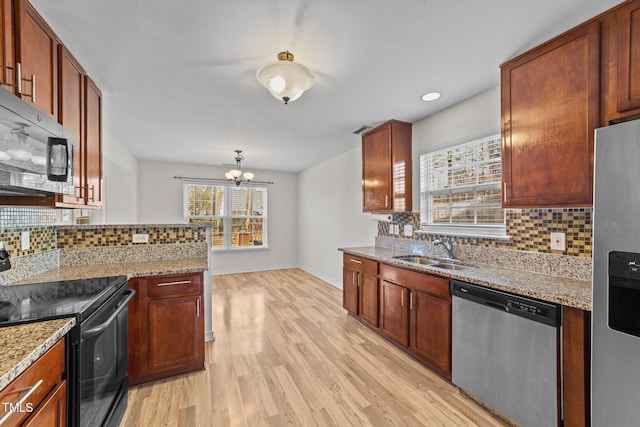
[0,338,66,427]
[410,289,451,375]
[562,306,591,427]
[380,280,410,347]
[128,272,205,385]
[343,254,379,329]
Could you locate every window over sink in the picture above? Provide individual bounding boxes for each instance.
[419,134,507,238]
[183,181,267,250]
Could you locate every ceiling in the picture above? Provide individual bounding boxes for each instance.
[31,0,620,173]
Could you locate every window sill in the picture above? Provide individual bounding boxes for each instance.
[417,226,510,240]
[211,246,269,254]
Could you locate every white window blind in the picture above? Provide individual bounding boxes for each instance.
[183,181,267,250]
[420,134,506,237]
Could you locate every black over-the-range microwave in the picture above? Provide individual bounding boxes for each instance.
[0,86,74,196]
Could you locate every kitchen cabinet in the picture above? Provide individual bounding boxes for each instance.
[361,120,412,212]
[501,20,600,208]
[379,263,452,378]
[615,0,640,115]
[14,0,58,120]
[342,254,379,329]
[0,0,15,94]
[128,272,205,386]
[562,306,591,427]
[0,338,66,426]
[84,75,102,207]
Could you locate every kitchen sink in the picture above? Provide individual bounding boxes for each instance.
[392,255,474,270]
[392,255,441,265]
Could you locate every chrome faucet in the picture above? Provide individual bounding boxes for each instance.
[433,239,456,259]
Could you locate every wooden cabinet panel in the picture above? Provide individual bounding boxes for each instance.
[342,267,359,315]
[128,272,205,386]
[343,254,378,276]
[380,280,410,347]
[0,0,15,93]
[23,381,66,427]
[148,295,204,373]
[410,290,451,378]
[501,21,600,207]
[359,273,379,328]
[84,75,102,207]
[562,306,591,427]
[58,44,85,205]
[15,0,58,119]
[362,120,412,212]
[616,0,640,113]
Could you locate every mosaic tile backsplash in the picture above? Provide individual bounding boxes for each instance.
[0,227,56,258]
[56,225,208,248]
[378,208,592,258]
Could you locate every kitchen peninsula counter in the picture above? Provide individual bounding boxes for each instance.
[0,318,75,391]
[340,246,591,310]
[11,257,209,285]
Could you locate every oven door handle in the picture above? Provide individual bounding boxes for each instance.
[82,289,136,340]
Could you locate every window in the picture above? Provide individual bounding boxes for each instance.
[419,134,506,238]
[184,181,267,250]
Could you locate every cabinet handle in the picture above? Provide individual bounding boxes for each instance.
[503,182,507,203]
[30,74,35,102]
[156,280,191,287]
[16,62,22,95]
[410,292,413,310]
[357,274,360,287]
[352,271,357,285]
[0,379,43,425]
[385,195,389,208]
[196,298,200,317]
[89,185,95,202]
[349,258,362,264]
[401,291,405,307]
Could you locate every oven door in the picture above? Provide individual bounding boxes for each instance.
[79,288,135,427]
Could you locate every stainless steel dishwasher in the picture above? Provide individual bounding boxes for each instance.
[451,280,561,427]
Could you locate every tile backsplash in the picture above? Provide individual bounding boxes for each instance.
[56,225,208,248]
[378,208,592,258]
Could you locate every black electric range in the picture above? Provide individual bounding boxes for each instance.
[0,276,134,427]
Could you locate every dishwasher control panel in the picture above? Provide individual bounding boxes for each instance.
[451,280,560,327]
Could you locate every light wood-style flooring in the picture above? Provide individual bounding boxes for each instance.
[121,268,507,427]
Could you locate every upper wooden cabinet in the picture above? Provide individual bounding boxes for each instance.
[616,0,640,114]
[85,75,102,207]
[362,120,412,212]
[501,21,600,208]
[15,0,58,120]
[0,0,15,94]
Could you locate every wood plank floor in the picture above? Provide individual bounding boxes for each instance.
[121,268,508,427]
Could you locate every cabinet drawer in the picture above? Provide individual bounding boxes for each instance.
[343,254,378,276]
[380,263,450,299]
[147,273,203,298]
[0,338,65,426]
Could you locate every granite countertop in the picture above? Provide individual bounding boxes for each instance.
[340,246,592,311]
[12,257,209,284]
[0,318,75,391]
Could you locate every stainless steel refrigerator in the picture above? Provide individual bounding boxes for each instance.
[592,118,640,426]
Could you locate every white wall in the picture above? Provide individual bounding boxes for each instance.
[298,146,377,288]
[412,86,500,208]
[137,160,298,274]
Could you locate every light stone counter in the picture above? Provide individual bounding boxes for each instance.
[340,246,592,310]
[11,257,209,285]
[0,318,75,391]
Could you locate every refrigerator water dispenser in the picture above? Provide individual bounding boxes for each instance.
[609,251,640,337]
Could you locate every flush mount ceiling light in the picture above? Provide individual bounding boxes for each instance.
[225,150,255,186]
[421,91,441,102]
[256,51,315,105]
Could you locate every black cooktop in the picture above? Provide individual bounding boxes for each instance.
[0,276,127,326]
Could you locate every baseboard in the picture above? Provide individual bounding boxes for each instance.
[298,267,342,290]
[205,331,215,342]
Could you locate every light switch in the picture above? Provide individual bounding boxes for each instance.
[551,232,566,251]
[21,231,30,251]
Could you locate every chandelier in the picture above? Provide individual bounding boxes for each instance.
[256,51,315,104]
[225,150,255,186]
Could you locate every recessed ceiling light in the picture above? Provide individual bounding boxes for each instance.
[421,91,441,102]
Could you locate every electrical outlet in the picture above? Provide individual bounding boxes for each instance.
[393,224,400,235]
[21,231,30,251]
[132,233,149,244]
[551,232,566,251]
[403,224,413,237]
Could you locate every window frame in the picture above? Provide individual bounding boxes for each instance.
[418,133,508,239]
[183,180,268,251]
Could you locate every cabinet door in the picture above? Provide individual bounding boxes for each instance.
[58,45,85,205]
[380,280,409,347]
[617,0,640,113]
[85,76,102,207]
[15,0,58,119]
[342,268,359,315]
[23,381,66,427]
[359,273,379,328]
[0,0,15,93]
[148,295,204,373]
[127,278,147,380]
[501,21,600,207]
[362,124,391,212]
[410,290,451,377]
